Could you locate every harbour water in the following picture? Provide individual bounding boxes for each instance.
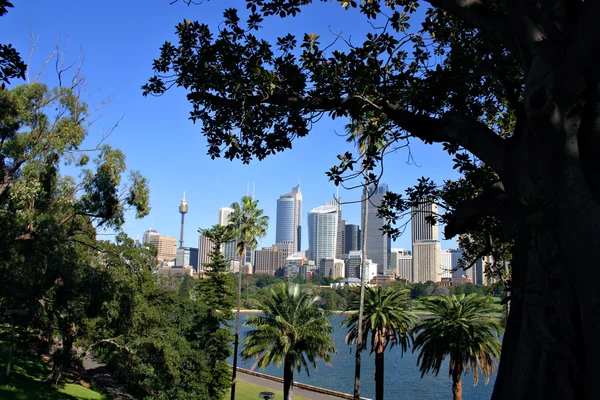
[232,314,497,400]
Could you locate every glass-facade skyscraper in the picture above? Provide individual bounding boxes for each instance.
[275,184,302,252]
[361,183,392,275]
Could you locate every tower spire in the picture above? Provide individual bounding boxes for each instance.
[178,193,188,249]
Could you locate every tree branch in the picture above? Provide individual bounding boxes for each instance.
[188,92,508,174]
[425,0,519,56]
[444,181,510,238]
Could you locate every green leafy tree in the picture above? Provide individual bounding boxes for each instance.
[144,0,600,397]
[343,286,416,400]
[242,283,336,400]
[0,1,26,87]
[413,294,502,400]
[0,79,149,385]
[226,195,268,400]
[196,224,237,398]
[93,235,222,400]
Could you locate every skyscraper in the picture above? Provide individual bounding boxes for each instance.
[197,231,216,271]
[147,235,177,263]
[361,184,391,275]
[218,207,237,260]
[142,227,159,245]
[307,203,338,268]
[218,207,233,226]
[275,184,302,252]
[345,224,361,252]
[411,201,442,282]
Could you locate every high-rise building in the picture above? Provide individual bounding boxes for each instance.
[391,248,413,282]
[307,203,338,268]
[253,241,295,275]
[412,201,439,241]
[361,184,391,275]
[176,247,199,271]
[321,258,345,280]
[413,240,442,282]
[142,227,159,245]
[218,207,234,226]
[345,224,361,253]
[440,249,454,279]
[337,219,346,258]
[147,235,177,263]
[276,184,302,252]
[197,232,216,271]
[411,200,441,282]
[346,251,362,279]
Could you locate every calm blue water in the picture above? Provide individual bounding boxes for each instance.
[231,314,496,400]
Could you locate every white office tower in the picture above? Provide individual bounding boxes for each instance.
[307,203,338,269]
[391,248,413,282]
[411,201,442,282]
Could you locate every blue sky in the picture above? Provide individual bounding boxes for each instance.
[1,0,458,251]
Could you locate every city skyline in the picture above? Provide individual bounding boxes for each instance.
[138,182,457,256]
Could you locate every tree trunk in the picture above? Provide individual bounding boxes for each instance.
[452,369,463,400]
[50,333,73,387]
[491,106,600,399]
[283,356,294,400]
[230,248,244,400]
[375,347,384,400]
[354,180,369,400]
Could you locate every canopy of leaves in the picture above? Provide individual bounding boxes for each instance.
[412,294,503,385]
[241,283,336,374]
[144,0,521,284]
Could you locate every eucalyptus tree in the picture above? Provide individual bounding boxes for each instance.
[226,195,268,400]
[0,74,149,384]
[145,0,600,397]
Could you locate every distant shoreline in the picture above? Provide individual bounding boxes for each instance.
[234,309,432,316]
[234,310,502,318]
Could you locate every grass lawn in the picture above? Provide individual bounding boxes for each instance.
[0,338,107,400]
[226,380,309,400]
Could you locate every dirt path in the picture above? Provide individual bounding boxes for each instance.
[82,353,135,400]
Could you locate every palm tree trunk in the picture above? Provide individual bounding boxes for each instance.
[375,347,384,400]
[230,246,244,400]
[353,181,369,400]
[283,356,294,400]
[452,369,463,400]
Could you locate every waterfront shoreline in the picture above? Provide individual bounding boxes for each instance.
[234,309,502,318]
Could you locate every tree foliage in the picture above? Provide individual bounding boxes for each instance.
[413,294,502,400]
[343,286,416,400]
[146,0,600,398]
[242,283,336,400]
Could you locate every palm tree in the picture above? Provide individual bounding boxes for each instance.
[227,195,269,400]
[345,114,390,399]
[343,286,417,400]
[242,283,336,400]
[412,294,503,400]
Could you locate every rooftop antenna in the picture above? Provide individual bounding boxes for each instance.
[247,180,250,197]
[252,182,255,200]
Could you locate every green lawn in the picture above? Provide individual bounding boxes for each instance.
[0,338,107,400]
[226,380,309,400]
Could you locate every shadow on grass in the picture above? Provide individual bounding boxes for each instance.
[1,340,105,400]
